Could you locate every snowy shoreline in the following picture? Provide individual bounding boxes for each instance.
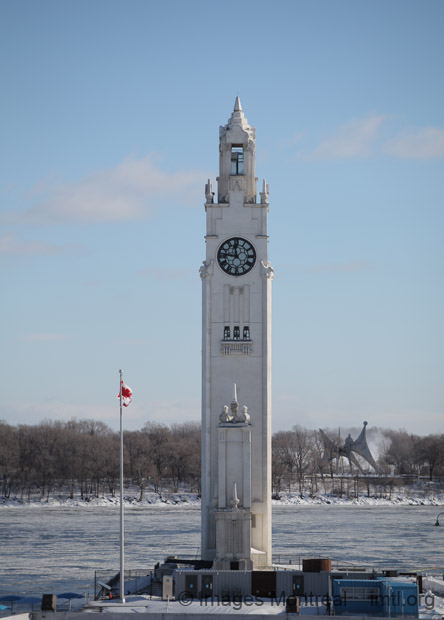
[2,491,444,508]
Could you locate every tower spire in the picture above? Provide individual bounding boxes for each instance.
[217,99,256,203]
[228,97,248,129]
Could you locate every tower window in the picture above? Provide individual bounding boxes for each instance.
[233,326,240,340]
[231,146,244,175]
[223,326,230,340]
[243,326,250,340]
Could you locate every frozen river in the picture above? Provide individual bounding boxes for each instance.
[0,504,443,605]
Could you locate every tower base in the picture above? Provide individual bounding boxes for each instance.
[214,508,253,571]
[213,558,253,571]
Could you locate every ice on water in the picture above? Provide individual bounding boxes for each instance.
[1,503,443,617]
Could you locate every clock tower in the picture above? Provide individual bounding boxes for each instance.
[200,98,273,569]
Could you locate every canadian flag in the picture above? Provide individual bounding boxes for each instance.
[118,380,133,407]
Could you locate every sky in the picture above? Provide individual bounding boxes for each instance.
[1,0,443,436]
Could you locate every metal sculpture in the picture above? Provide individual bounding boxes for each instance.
[319,421,378,474]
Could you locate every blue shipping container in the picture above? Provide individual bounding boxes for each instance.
[332,577,419,617]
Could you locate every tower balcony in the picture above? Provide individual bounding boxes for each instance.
[220,339,252,356]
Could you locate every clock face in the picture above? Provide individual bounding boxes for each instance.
[217,237,256,276]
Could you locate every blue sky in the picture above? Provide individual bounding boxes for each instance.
[1,0,443,434]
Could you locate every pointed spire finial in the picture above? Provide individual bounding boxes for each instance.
[230,482,240,510]
[227,96,248,129]
[260,178,269,204]
[230,383,239,420]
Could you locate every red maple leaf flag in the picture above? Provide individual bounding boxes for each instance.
[117,380,133,407]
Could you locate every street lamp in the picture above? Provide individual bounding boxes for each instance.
[434,512,444,526]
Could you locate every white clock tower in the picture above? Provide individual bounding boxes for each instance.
[200,98,273,569]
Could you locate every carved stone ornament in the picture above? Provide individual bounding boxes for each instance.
[238,405,250,424]
[199,259,214,280]
[230,482,240,511]
[219,383,251,425]
[227,125,247,144]
[260,260,275,280]
[230,395,239,421]
[260,179,269,204]
[245,137,255,152]
[205,179,214,203]
[219,405,233,423]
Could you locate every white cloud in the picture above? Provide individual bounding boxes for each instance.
[385,127,444,159]
[295,116,444,161]
[4,397,200,431]
[6,401,116,426]
[0,234,63,256]
[147,398,200,423]
[312,115,386,159]
[23,155,206,224]
[277,132,305,149]
[273,394,443,436]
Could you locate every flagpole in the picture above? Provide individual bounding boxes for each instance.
[119,369,125,604]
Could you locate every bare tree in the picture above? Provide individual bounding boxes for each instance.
[272,431,296,492]
[291,425,312,496]
[0,421,18,498]
[271,439,285,495]
[2,418,442,503]
[124,430,152,501]
[167,422,202,492]
[308,430,326,494]
[16,425,38,499]
[385,430,419,476]
[416,434,444,481]
[141,422,171,494]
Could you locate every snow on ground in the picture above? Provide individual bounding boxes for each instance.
[2,490,444,508]
[273,492,444,507]
[86,592,444,617]
[88,596,313,615]
[420,591,444,619]
[417,578,444,619]
[0,493,201,508]
[423,577,444,597]
[428,594,444,618]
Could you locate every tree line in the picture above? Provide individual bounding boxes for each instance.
[271,426,444,499]
[0,419,443,501]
